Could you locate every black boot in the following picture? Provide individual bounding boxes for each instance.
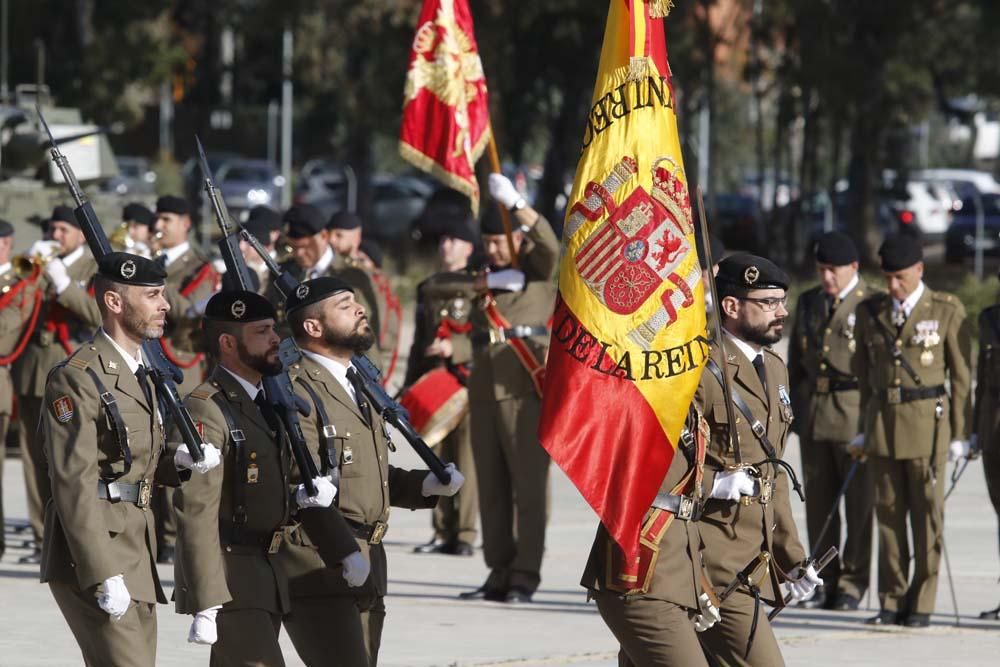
[980,602,1000,620]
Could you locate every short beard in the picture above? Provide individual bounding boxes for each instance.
[736,317,785,347]
[237,338,283,376]
[321,317,375,354]
[121,295,163,340]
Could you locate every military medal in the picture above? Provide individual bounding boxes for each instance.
[845,314,857,353]
[342,445,354,465]
[847,339,857,353]
[247,463,260,484]
[920,349,934,367]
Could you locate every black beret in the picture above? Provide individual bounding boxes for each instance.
[156,195,190,216]
[879,234,923,272]
[97,252,166,287]
[284,204,326,239]
[0,219,12,238]
[122,202,154,229]
[285,276,354,315]
[248,205,282,233]
[696,232,725,270]
[716,253,789,291]
[51,205,78,228]
[480,204,507,235]
[814,231,858,266]
[358,239,383,269]
[327,210,362,231]
[204,290,276,323]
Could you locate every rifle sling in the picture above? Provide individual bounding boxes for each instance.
[864,300,923,386]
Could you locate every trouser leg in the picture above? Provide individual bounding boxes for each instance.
[17,395,46,543]
[283,595,368,667]
[470,399,513,591]
[835,445,873,599]
[906,457,944,615]
[0,414,8,555]
[871,456,910,612]
[154,486,177,553]
[210,608,284,667]
[802,438,841,589]
[594,590,710,667]
[982,446,1000,560]
[360,594,386,666]
[450,414,478,544]
[697,590,784,667]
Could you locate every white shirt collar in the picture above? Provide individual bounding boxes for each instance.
[894,281,925,316]
[100,329,143,374]
[310,247,334,279]
[162,241,190,267]
[0,262,10,276]
[837,273,859,301]
[220,366,263,401]
[302,349,355,399]
[723,328,762,363]
[61,245,85,268]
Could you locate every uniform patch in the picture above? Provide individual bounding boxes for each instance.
[195,421,205,439]
[52,396,74,423]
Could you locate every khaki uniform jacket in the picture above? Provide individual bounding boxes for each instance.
[580,436,707,610]
[283,353,436,599]
[697,341,806,601]
[163,245,216,365]
[39,332,184,603]
[172,368,295,615]
[0,266,36,415]
[852,288,973,459]
[787,279,874,443]
[12,253,100,398]
[403,268,477,387]
[975,305,1000,450]
[467,216,559,402]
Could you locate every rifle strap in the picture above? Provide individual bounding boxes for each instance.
[211,393,248,543]
[704,359,777,460]
[865,300,923,386]
[84,368,132,479]
[295,377,340,500]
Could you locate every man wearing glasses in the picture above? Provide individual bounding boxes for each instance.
[696,254,816,667]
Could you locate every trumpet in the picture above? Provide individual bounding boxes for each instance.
[109,223,152,258]
[14,239,60,278]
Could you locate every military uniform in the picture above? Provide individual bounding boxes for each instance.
[285,352,437,665]
[853,285,972,617]
[173,365,358,666]
[581,409,712,666]
[40,331,186,666]
[976,304,1000,614]
[13,246,100,547]
[404,270,479,549]
[787,278,874,603]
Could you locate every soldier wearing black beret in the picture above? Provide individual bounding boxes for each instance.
[122,202,156,255]
[851,234,973,628]
[787,231,875,611]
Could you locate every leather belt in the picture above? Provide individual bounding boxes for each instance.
[346,519,388,545]
[651,492,702,521]
[219,520,294,554]
[815,376,859,394]
[885,384,946,405]
[97,479,152,508]
[472,325,549,346]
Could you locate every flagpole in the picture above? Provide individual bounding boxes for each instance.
[485,122,520,269]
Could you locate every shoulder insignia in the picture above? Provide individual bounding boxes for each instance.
[66,344,99,370]
[52,396,74,423]
[189,385,219,401]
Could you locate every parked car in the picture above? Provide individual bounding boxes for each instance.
[911,168,1000,201]
[944,192,1000,263]
[214,159,285,214]
[899,181,952,239]
[309,174,434,241]
[101,156,157,196]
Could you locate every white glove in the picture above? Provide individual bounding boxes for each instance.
[846,433,865,459]
[709,469,757,501]
[693,592,721,632]
[28,239,60,258]
[296,476,337,508]
[187,605,221,645]
[783,564,823,602]
[44,257,71,294]
[98,574,131,620]
[488,173,523,209]
[948,439,971,462]
[341,550,371,588]
[422,463,465,497]
[175,443,222,475]
[486,268,526,292]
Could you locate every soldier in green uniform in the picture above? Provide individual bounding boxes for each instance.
[153,195,220,563]
[405,216,480,556]
[173,290,366,665]
[40,252,222,667]
[975,273,1000,619]
[13,205,101,563]
[283,276,465,665]
[582,406,721,666]
[852,235,972,628]
[696,254,819,667]
[787,232,874,610]
[458,173,559,603]
[240,206,282,295]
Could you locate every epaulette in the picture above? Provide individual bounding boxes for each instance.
[931,290,960,307]
[65,343,100,371]
[188,382,220,401]
[763,346,783,362]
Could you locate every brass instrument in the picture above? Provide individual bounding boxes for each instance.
[109,222,151,257]
[13,240,60,278]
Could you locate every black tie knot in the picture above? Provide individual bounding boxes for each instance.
[134,365,153,407]
[752,354,768,394]
[254,390,281,432]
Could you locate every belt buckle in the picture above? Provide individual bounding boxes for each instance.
[489,328,506,345]
[267,531,283,554]
[39,330,53,346]
[887,387,902,405]
[816,376,830,394]
[751,421,766,438]
[369,521,387,545]
[322,424,337,438]
[760,479,774,504]
[677,496,695,521]
[137,479,152,509]
[105,481,122,503]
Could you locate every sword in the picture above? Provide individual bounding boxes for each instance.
[809,457,862,555]
[767,546,838,621]
[718,552,771,605]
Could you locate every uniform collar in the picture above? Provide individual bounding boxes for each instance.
[220,365,263,401]
[61,245,85,268]
[301,349,354,398]
[162,240,190,267]
[309,247,334,279]
[836,273,859,301]
[723,328,761,363]
[0,262,10,276]
[894,281,925,317]
[99,328,143,374]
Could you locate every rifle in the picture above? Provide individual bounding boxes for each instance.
[237,225,452,484]
[40,109,205,462]
[195,136,319,496]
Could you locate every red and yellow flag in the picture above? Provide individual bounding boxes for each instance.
[399,0,491,214]
[539,0,707,582]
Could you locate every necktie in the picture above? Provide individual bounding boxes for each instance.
[752,354,768,395]
[892,302,907,328]
[135,365,153,408]
[155,254,168,271]
[254,390,281,432]
[346,370,372,426]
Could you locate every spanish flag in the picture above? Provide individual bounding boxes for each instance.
[399,0,491,214]
[539,0,707,582]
